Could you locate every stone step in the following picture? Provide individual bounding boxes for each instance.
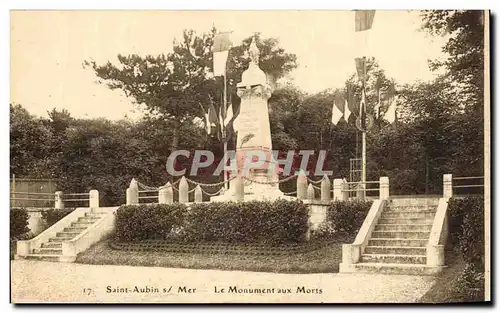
[370,230,430,240]
[77,217,101,223]
[71,221,95,228]
[385,206,437,213]
[381,211,436,219]
[339,262,444,276]
[84,212,106,218]
[32,248,63,255]
[56,232,80,238]
[23,254,62,262]
[41,242,62,248]
[374,224,433,232]
[63,227,87,232]
[364,246,427,255]
[389,198,440,207]
[368,238,428,247]
[378,217,434,225]
[360,253,427,264]
[49,237,70,243]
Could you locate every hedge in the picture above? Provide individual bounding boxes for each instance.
[447,196,484,268]
[41,208,75,228]
[183,200,309,244]
[312,200,373,241]
[115,203,187,242]
[10,208,30,238]
[114,200,309,244]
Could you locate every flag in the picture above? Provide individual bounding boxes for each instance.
[374,77,382,119]
[355,57,366,83]
[344,99,351,122]
[384,102,397,124]
[204,111,211,134]
[224,103,233,126]
[208,101,218,126]
[346,83,357,118]
[360,87,366,129]
[213,32,232,76]
[355,10,376,32]
[331,94,344,125]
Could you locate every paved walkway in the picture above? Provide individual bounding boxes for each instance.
[11,260,435,303]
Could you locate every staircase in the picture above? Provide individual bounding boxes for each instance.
[17,209,115,262]
[340,198,446,275]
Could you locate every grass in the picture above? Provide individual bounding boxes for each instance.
[418,250,485,303]
[76,239,343,274]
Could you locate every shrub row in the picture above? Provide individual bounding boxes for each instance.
[114,200,309,244]
[447,196,484,268]
[312,200,373,241]
[10,208,30,238]
[41,208,75,228]
[115,203,186,242]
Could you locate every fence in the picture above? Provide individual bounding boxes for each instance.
[125,173,391,205]
[10,189,100,209]
[10,176,59,207]
[443,174,484,198]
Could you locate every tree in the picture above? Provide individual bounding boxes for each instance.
[421,10,485,105]
[85,29,297,155]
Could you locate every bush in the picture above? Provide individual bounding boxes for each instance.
[452,263,485,302]
[183,200,309,244]
[10,208,30,238]
[312,200,373,241]
[448,196,484,268]
[41,208,75,228]
[115,203,187,242]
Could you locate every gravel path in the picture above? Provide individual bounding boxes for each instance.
[11,260,435,303]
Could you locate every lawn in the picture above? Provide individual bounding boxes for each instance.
[76,239,343,274]
[418,250,485,303]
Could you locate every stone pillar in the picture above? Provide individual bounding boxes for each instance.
[178,177,188,203]
[126,178,139,205]
[55,191,64,209]
[333,179,343,200]
[297,171,308,199]
[159,183,173,204]
[234,175,244,201]
[427,245,445,266]
[307,183,315,200]
[356,183,365,200]
[342,179,350,201]
[320,175,331,201]
[194,185,203,203]
[89,189,99,209]
[379,177,389,200]
[443,174,453,198]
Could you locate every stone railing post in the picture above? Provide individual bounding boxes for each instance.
[443,174,453,198]
[89,189,99,209]
[194,185,203,203]
[333,179,343,200]
[297,171,308,200]
[342,179,349,201]
[356,183,365,200]
[179,177,188,203]
[55,191,64,209]
[126,178,139,205]
[379,177,389,200]
[234,175,244,201]
[159,182,173,204]
[320,175,331,201]
[307,183,315,200]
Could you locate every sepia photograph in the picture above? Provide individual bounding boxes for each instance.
[9,9,490,304]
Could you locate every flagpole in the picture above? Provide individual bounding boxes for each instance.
[361,58,367,199]
[223,67,229,191]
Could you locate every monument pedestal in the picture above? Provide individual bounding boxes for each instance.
[211,36,296,203]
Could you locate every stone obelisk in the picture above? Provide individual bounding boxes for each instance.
[212,37,287,202]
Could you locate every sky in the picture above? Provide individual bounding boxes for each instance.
[10,10,447,120]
